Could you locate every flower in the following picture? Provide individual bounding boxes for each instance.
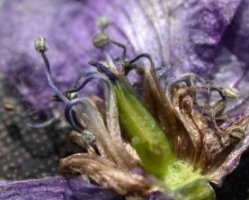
[1,0,249,200]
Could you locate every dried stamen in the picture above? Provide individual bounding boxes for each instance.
[166,73,201,101]
[227,125,245,143]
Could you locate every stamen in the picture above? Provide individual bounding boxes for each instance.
[27,117,56,129]
[93,32,110,49]
[220,87,239,99]
[64,99,96,145]
[110,40,127,59]
[51,72,101,101]
[227,125,245,143]
[68,74,106,93]
[119,53,156,75]
[72,71,99,89]
[129,53,155,69]
[35,37,69,103]
[96,16,109,31]
[102,50,117,72]
[92,32,127,59]
[64,74,110,138]
[166,73,201,101]
[64,101,84,133]
[88,60,117,83]
[35,36,48,52]
[93,17,127,60]
[26,109,59,129]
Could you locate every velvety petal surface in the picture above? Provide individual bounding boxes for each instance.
[209,0,249,114]
[0,0,242,109]
[0,0,100,109]
[0,176,123,200]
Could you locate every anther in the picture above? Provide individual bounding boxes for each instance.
[93,32,110,49]
[35,36,48,53]
[92,33,127,59]
[88,60,117,83]
[227,126,245,143]
[96,16,109,31]
[221,87,240,99]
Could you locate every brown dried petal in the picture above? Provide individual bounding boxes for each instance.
[69,131,97,155]
[105,81,140,167]
[142,67,192,159]
[171,85,230,169]
[60,153,152,196]
[207,115,249,185]
[73,98,130,168]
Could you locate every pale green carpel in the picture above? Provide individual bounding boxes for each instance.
[115,81,175,178]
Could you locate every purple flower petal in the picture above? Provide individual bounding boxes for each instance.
[167,0,241,75]
[210,0,249,114]
[0,0,100,110]
[0,0,248,198]
[223,0,249,66]
[0,176,123,200]
[0,0,242,110]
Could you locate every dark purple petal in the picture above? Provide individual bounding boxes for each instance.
[168,0,242,75]
[223,0,249,66]
[0,176,123,200]
[211,0,249,114]
[208,45,249,114]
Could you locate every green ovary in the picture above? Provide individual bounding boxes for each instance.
[115,81,174,178]
[114,81,215,199]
